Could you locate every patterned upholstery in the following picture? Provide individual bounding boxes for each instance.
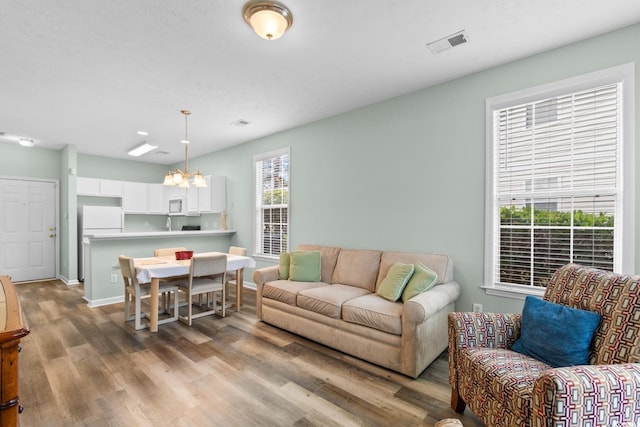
[448,264,640,427]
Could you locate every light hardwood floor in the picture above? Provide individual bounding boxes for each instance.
[15,280,482,427]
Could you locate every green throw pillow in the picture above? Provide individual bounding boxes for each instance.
[377,262,415,302]
[289,251,321,282]
[401,262,438,302]
[278,252,290,280]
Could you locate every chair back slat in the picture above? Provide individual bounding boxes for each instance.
[544,263,640,365]
[190,254,227,279]
[155,247,187,257]
[118,255,136,284]
[229,246,247,256]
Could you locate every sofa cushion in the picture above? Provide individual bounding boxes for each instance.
[331,249,382,291]
[262,280,329,306]
[401,262,438,302]
[342,293,403,335]
[297,245,341,283]
[377,251,453,288]
[511,296,601,367]
[377,262,414,302]
[289,250,322,282]
[278,252,290,280]
[297,284,371,318]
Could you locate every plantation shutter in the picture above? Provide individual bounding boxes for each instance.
[255,149,290,257]
[493,83,621,287]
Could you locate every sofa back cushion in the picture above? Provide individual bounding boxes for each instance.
[331,249,382,291]
[544,263,640,365]
[297,244,341,283]
[376,252,453,289]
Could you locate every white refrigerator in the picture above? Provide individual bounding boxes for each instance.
[78,205,124,280]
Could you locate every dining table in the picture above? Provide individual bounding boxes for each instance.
[134,252,257,332]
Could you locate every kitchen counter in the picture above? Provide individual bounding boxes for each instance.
[83,230,235,240]
[82,229,238,306]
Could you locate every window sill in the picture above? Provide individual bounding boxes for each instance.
[481,284,545,300]
[252,254,279,263]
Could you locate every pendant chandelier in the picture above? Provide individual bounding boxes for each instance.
[242,0,293,40]
[162,110,207,188]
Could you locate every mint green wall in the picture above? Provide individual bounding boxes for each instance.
[77,153,167,182]
[0,143,62,179]
[59,145,77,282]
[188,23,640,315]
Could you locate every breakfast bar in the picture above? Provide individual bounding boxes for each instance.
[82,230,241,307]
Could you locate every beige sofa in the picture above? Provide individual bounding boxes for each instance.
[252,244,461,378]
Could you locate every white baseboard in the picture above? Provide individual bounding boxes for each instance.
[84,295,125,308]
[59,275,81,286]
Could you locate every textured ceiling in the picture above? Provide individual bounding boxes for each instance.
[1,1,640,164]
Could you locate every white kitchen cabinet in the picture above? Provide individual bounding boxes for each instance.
[122,182,149,213]
[148,184,166,214]
[99,179,124,197]
[77,177,100,196]
[199,175,226,213]
[187,186,199,214]
[77,177,123,197]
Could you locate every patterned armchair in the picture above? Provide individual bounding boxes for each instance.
[448,264,640,427]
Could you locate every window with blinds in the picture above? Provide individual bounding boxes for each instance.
[254,148,290,258]
[485,64,634,293]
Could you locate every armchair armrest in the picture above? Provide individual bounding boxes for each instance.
[532,364,640,425]
[448,312,521,388]
[252,265,279,287]
[448,311,521,350]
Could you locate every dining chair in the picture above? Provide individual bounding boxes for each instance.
[177,253,227,326]
[118,255,179,330]
[154,247,187,257]
[226,246,247,306]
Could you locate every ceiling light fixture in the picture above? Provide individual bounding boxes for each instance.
[18,138,35,147]
[136,130,149,136]
[127,142,158,157]
[242,0,293,40]
[162,110,207,188]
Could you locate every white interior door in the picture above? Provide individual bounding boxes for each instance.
[0,178,57,282]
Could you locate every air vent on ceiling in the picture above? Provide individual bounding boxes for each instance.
[155,150,170,155]
[426,30,469,54]
[231,119,251,127]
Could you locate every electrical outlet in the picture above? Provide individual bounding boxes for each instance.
[110,273,118,283]
[472,303,483,312]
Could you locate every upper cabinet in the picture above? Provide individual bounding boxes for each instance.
[148,184,166,214]
[77,177,124,197]
[122,182,149,213]
[78,175,225,216]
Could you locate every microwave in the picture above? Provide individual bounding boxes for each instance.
[168,196,187,216]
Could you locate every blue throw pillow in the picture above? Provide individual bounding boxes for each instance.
[511,296,601,368]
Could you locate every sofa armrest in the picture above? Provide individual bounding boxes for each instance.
[448,311,521,388]
[253,265,279,287]
[404,281,461,325]
[532,364,640,425]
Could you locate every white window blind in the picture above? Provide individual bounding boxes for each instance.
[254,148,289,258]
[486,66,634,291]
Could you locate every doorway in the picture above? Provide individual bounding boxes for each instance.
[0,178,57,282]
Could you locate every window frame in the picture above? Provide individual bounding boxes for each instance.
[253,147,290,261]
[484,63,635,299]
